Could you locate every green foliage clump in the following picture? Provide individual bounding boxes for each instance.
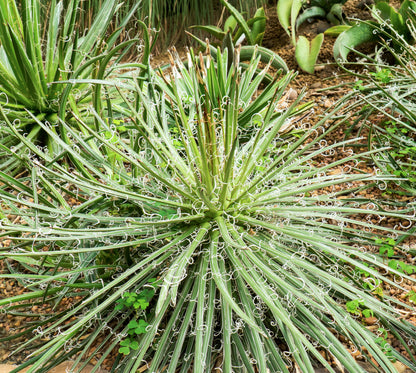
[331,0,416,60]
[191,0,266,47]
[297,0,348,28]
[338,12,416,197]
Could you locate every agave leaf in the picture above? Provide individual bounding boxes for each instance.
[186,32,289,73]
[295,33,324,74]
[333,22,378,60]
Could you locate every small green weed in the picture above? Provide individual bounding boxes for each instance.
[375,328,396,362]
[370,68,393,84]
[406,290,416,303]
[375,237,396,258]
[346,299,374,318]
[116,279,157,355]
[387,260,416,275]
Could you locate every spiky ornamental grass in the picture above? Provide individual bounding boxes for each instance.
[335,10,416,198]
[0,49,416,373]
[0,0,145,175]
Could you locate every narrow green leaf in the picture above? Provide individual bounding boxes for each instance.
[190,25,226,40]
[324,24,351,36]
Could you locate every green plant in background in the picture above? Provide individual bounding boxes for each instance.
[336,10,416,198]
[345,299,374,318]
[1,47,416,372]
[296,0,348,27]
[70,0,265,49]
[190,0,266,47]
[406,290,416,303]
[188,0,286,73]
[0,0,144,174]
[277,0,324,73]
[329,0,416,60]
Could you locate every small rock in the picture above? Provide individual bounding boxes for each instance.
[287,88,298,101]
[311,82,323,89]
[393,361,408,373]
[364,316,377,325]
[323,99,332,108]
[0,365,18,373]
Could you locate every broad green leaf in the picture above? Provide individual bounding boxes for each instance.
[376,2,406,36]
[327,3,344,25]
[251,7,266,45]
[224,14,237,32]
[333,22,378,60]
[291,0,305,45]
[277,0,293,35]
[221,0,253,44]
[295,33,324,74]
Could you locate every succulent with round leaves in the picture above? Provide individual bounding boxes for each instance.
[0,48,416,372]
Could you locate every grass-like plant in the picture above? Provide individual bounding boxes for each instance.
[70,0,264,49]
[1,48,416,373]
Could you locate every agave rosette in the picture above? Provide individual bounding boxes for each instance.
[0,49,415,372]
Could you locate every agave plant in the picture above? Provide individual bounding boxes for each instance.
[0,0,144,174]
[1,48,416,373]
[335,12,416,197]
[154,48,310,137]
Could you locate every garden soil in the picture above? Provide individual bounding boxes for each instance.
[1,1,415,372]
